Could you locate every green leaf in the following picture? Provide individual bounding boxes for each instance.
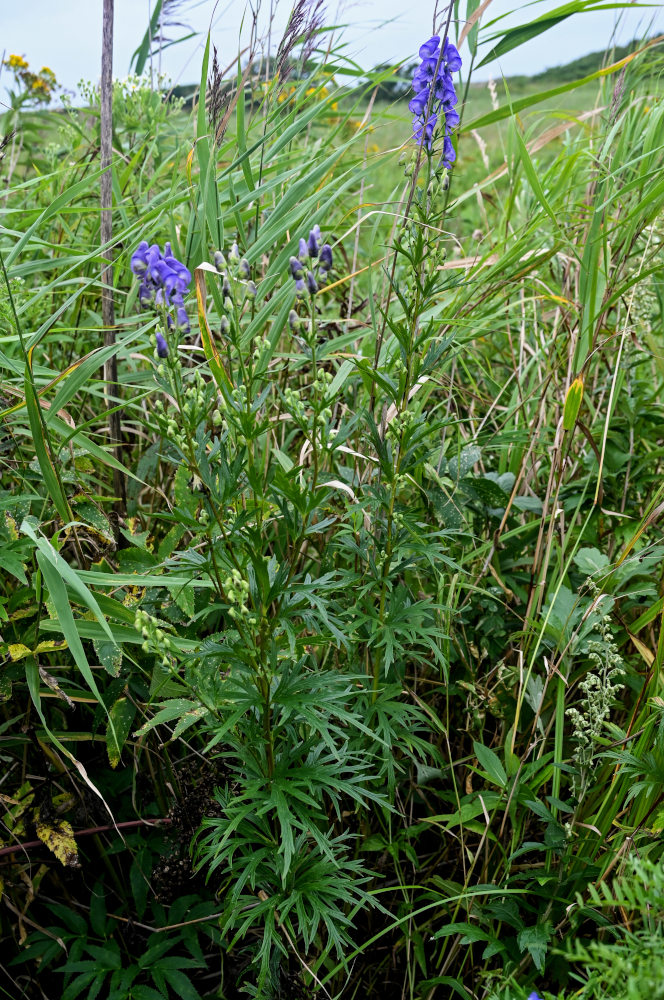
[161,969,203,1000]
[473,741,507,788]
[574,547,610,576]
[130,0,163,76]
[106,696,137,768]
[517,921,552,971]
[24,363,71,525]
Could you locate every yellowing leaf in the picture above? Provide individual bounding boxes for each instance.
[8,643,32,662]
[35,817,80,867]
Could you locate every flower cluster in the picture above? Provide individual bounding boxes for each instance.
[288,224,333,297]
[130,241,192,340]
[4,55,58,104]
[409,35,461,165]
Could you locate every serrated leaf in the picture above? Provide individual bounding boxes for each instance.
[106,696,137,768]
[517,921,551,971]
[94,638,123,676]
[574,547,610,576]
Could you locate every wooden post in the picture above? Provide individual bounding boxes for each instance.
[101,0,126,513]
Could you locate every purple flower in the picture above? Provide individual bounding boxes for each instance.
[444,106,460,130]
[419,35,440,60]
[306,270,318,295]
[412,112,438,150]
[413,58,439,91]
[527,994,543,1000]
[442,132,456,167]
[443,38,462,72]
[155,332,169,357]
[298,237,309,260]
[130,240,150,275]
[131,240,191,332]
[409,89,431,116]
[175,305,190,333]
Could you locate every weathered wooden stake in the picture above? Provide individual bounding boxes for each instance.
[101,0,126,513]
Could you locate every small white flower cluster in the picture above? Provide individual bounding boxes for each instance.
[567,582,625,799]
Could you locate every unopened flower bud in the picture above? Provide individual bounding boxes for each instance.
[308,224,321,258]
[155,332,169,358]
[214,250,227,272]
[319,244,333,271]
[239,258,250,279]
[289,256,304,280]
[306,270,318,295]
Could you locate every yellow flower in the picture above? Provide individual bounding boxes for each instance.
[7,54,29,70]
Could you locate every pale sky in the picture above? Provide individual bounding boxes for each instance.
[0,0,661,101]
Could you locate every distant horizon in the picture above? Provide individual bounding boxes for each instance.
[1,0,661,105]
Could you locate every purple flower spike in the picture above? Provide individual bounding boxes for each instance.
[410,33,461,157]
[155,332,169,358]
